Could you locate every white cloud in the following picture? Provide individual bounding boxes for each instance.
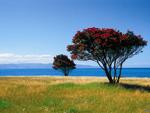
[0,53,53,64]
[0,53,147,67]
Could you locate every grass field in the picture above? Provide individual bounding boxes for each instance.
[0,77,149,113]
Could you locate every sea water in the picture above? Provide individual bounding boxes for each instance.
[0,68,150,78]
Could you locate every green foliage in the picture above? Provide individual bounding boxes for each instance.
[0,100,10,109]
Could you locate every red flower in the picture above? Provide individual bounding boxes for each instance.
[67,45,75,51]
[101,33,112,38]
[121,34,128,40]
[85,27,98,33]
[78,44,85,50]
[101,42,106,46]
[104,28,114,33]
[92,33,101,38]
[94,38,101,43]
[71,54,78,59]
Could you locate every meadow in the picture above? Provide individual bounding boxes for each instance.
[0,77,149,113]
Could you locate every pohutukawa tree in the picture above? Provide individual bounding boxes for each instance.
[67,27,147,83]
[53,54,76,76]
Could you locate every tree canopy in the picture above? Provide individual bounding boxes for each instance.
[67,27,147,83]
[53,54,76,76]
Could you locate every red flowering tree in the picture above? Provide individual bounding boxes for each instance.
[67,28,147,83]
[53,54,76,76]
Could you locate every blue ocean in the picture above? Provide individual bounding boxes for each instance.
[0,68,150,78]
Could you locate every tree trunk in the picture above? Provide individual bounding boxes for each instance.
[64,73,68,76]
[63,68,68,76]
[107,73,113,83]
[103,66,113,83]
[113,60,117,83]
[117,64,123,83]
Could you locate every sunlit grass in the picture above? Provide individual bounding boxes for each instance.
[0,77,149,113]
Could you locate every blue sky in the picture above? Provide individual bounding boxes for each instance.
[0,0,150,67]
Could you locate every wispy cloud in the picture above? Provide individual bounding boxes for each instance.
[0,53,148,67]
[0,53,53,64]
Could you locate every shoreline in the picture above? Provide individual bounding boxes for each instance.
[0,76,149,86]
[0,75,150,81]
[0,75,150,79]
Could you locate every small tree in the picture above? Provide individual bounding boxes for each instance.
[53,54,76,76]
[67,28,147,83]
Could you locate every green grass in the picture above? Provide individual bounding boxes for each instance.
[0,100,10,109]
[0,77,149,113]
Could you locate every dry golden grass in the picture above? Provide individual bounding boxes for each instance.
[0,76,149,97]
[0,76,149,113]
[0,76,149,85]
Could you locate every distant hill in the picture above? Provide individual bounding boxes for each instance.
[0,63,98,69]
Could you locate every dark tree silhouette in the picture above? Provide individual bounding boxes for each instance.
[67,27,147,83]
[53,54,76,76]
